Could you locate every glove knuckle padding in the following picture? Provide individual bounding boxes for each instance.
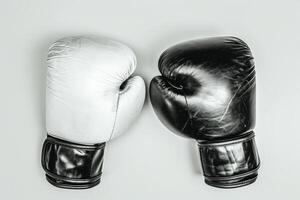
[151,36,255,140]
[46,36,142,144]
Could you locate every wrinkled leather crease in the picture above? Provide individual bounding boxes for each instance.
[41,135,105,189]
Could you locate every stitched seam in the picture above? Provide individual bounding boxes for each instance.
[109,93,120,140]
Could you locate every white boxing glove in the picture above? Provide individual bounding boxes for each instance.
[41,36,145,189]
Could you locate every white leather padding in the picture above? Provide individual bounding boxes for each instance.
[110,76,146,140]
[46,36,145,144]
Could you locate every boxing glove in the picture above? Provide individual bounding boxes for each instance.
[150,36,260,188]
[41,36,145,189]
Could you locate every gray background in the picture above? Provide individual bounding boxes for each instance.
[1,0,299,199]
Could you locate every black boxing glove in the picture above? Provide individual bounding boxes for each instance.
[150,36,260,188]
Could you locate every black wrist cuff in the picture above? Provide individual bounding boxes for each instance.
[198,131,260,189]
[41,135,105,189]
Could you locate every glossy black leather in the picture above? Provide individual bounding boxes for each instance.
[41,135,105,189]
[150,36,260,188]
[198,131,260,188]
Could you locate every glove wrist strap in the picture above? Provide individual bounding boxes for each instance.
[41,135,105,189]
[197,131,260,188]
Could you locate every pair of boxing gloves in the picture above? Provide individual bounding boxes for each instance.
[41,36,260,189]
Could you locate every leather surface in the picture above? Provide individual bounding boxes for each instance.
[150,36,256,141]
[46,36,146,144]
[199,131,259,177]
[150,36,260,188]
[41,135,105,188]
